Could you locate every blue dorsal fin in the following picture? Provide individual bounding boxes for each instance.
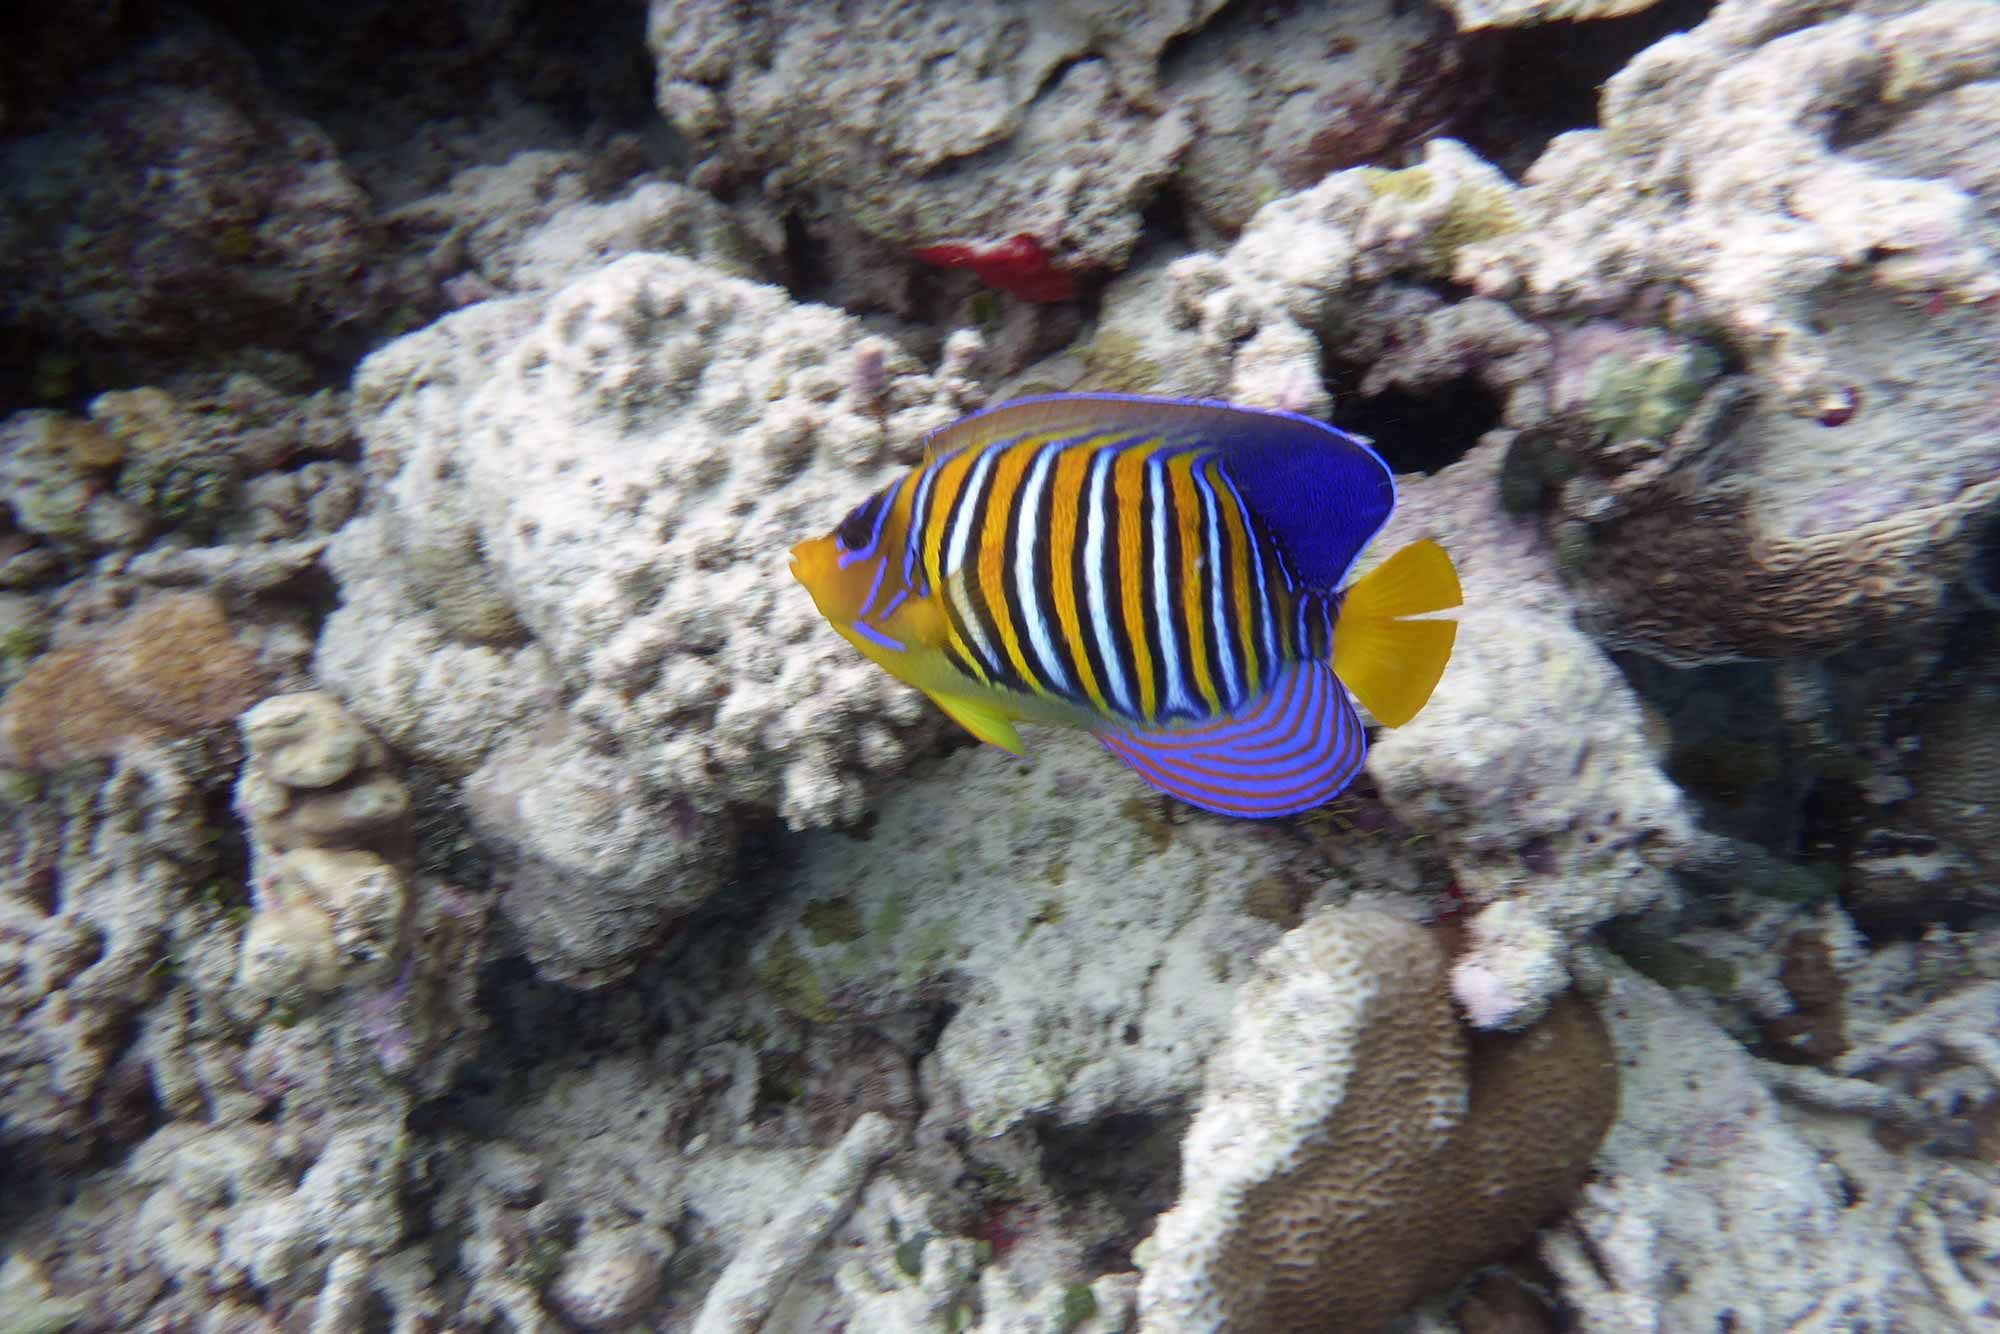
[924,393,1393,589]
[1096,659,1366,818]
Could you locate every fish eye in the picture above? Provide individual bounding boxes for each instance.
[836,499,877,552]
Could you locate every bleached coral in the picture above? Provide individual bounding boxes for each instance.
[650,0,1469,280]
[0,745,223,1169]
[383,148,769,301]
[320,252,980,978]
[650,0,1218,276]
[1464,0,2000,414]
[1544,959,1943,1329]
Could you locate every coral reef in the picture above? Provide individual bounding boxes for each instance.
[231,690,484,1094]
[1369,445,1702,1028]
[692,1113,900,1334]
[0,743,227,1172]
[1136,909,1616,1331]
[1460,0,2000,662]
[381,149,770,304]
[0,591,266,769]
[4,0,1999,1330]
[1466,0,2000,414]
[0,24,380,366]
[320,251,980,980]
[748,725,1409,1136]
[650,0,1469,286]
[0,371,359,590]
[1545,958,1944,1328]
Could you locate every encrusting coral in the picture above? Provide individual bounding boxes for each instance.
[1137,908,1617,1332]
[0,590,266,769]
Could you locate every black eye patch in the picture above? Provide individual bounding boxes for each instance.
[837,495,882,552]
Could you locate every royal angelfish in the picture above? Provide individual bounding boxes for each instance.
[791,393,1461,818]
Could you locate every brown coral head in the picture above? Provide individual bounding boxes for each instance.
[1143,911,1617,1333]
[0,590,266,769]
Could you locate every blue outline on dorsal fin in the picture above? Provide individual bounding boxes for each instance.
[926,393,1394,591]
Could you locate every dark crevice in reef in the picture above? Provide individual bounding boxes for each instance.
[184,0,662,142]
[1615,656,1808,857]
[1135,179,1201,259]
[1455,0,1719,178]
[1037,1110,1190,1272]
[1324,365,1505,475]
[411,816,806,1141]
[780,210,833,307]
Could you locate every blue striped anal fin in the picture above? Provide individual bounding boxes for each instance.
[1096,659,1365,818]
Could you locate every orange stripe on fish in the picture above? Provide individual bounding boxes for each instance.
[791,393,1461,818]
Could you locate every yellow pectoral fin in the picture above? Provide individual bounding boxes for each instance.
[927,690,1027,755]
[1333,539,1463,728]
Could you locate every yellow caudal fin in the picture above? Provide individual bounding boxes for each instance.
[927,690,1027,755]
[1332,539,1462,728]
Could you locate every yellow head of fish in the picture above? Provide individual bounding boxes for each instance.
[790,484,940,679]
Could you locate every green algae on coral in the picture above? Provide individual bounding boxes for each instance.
[756,933,838,1022]
[802,895,867,946]
[1357,164,1520,270]
[1584,341,1725,444]
[1058,1284,1098,1331]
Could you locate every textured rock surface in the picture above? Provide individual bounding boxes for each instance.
[1137,909,1616,1331]
[650,0,1219,277]
[750,726,1413,1136]
[7,0,2000,1330]
[1545,959,1942,1329]
[382,150,770,303]
[1371,447,1702,1027]
[320,253,985,980]
[1462,0,2000,663]
[0,24,380,361]
[650,0,1470,279]
[0,746,226,1171]
[1466,0,2000,412]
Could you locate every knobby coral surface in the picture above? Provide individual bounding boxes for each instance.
[320,252,981,980]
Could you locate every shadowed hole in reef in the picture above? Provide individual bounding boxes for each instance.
[1613,655,1804,854]
[187,0,663,139]
[1037,1110,1189,1271]
[1454,0,1719,178]
[1326,366,1505,475]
